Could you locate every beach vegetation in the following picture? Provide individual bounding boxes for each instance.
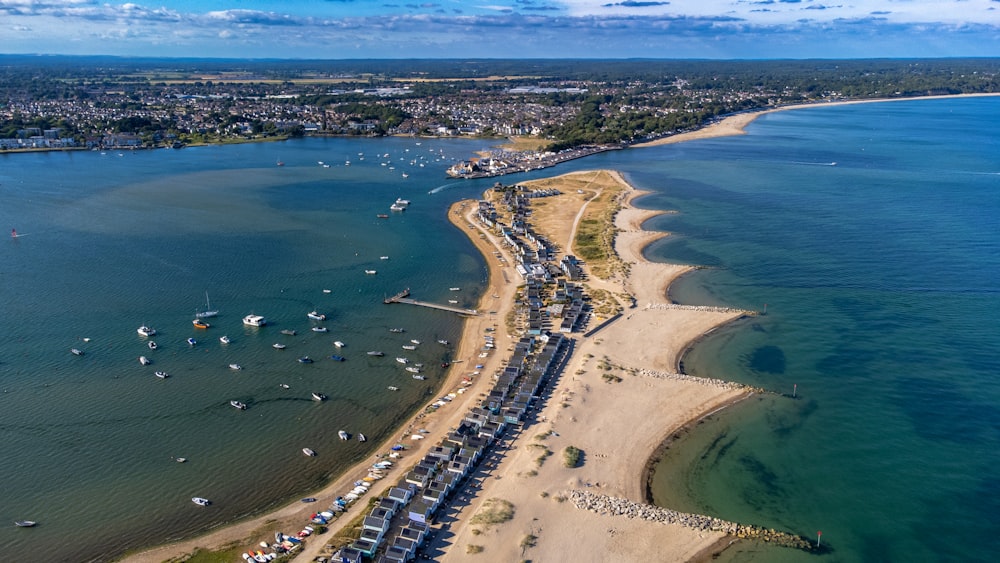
[521,533,538,550]
[467,544,485,554]
[181,545,248,563]
[471,498,515,526]
[602,373,622,383]
[539,491,550,498]
[563,445,583,468]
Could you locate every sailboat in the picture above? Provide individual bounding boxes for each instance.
[195,292,218,319]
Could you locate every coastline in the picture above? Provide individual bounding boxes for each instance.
[632,92,1000,148]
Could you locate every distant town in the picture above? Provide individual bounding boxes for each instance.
[2,56,998,176]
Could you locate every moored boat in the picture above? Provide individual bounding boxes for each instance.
[230,400,247,410]
[410,339,421,345]
[330,354,346,361]
[242,314,266,327]
[449,287,461,291]
[298,356,313,364]
[412,374,426,380]
[364,269,377,275]
[311,392,326,401]
[311,326,328,332]
[137,325,156,337]
[358,433,366,442]
[14,520,37,527]
[139,356,151,366]
[272,343,286,350]
[229,363,242,370]
[333,340,345,348]
[302,448,316,457]
[192,497,211,506]
[396,357,408,364]
[155,371,169,378]
[192,319,210,329]
[367,351,384,356]
[280,329,296,336]
[389,327,405,333]
[402,345,416,350]
[71,348,84,356]
[307,311,326,321]
[405,366,421,373]
[186,337,197,346]
[387,386,399,391]
[338,430,349,440]
[148,340,158,350]
[195,292,218,319]
[219,335,230,344]
[437,339,450,345]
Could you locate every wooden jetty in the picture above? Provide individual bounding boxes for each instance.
[383,288,478,315]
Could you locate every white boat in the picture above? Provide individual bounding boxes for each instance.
[303,448,317,457]
[410,339,421,345]
[322,289,332,294]
[307,311,326,321]
[280,329,296,336]
[412,374,426,380]
[387,386,399,391]
[311,326,328,333]
[272,343,286,350]
[230,400,246,410]
[364,270,377,275]
[405,366,421,373]
[192,497,211,506]
[389,328,405,333]
[175,457,187,463]
[338,430,349,440]
[14,520,37,527]
[402,345,416,350]
[334,341,345,348]
[155,371,169,379]
[137,325,156,337]
[139,356,151,366]
[448,300,459,304]
[311,392,326,401]
[395,198,410,205]
[449,287,461,291]
[389,204,406,212]
[187,337,197,346]
[298,356,313,364]
[380,256,389,260]
[279,383,290,389]
[148,340,158,350]
[229,363,242,370]
[437,339,449,345]
[219,335,231,344]
[242,314,266,327]
[71,348,84,356]
[367,351,384,356]
[195,292,218,319]
[396,357,409,364]
[358,434,367,442]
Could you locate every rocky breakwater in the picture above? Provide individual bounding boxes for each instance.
[569,490,814,551]
[637,368,769,394]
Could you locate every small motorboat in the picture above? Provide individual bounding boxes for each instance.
[412,374,426,380]
[280,329,297,336]
[437,339,450,345]
[187,338,197,346]
[302,448,317,457]
[358,433,366,442]
[301,497,317,503]
[230,400,247,410]
[396,357,409,364]
[137,325,156,337]
[155,371,169,379]
[298,356,313,364]
[148,341,158,350]
[376,213,389,218]
[219,335,230,344]
[367,351,384,356]
[243,314,266,327]
[311,392,326,402]
[389,328,405,333]
[192,497,211,507]
[279,383,290,389]
[272,343,286,350]
[405,366,421,373]
[410,339,421,345]
[449,287,460,291]
[387,386,399,391]
[175,457,187,463]
[380,256,389,260]
[338,430,349,440]
[70,348,84,356]
[402,345,416,350]
[307,311,326,321]
[364,269,377,275]
[448,300,459,304]
[311,326,328,333]
[330,354,346,362]
[322,289,332,293]
[14,520,36,527]
[229,363,242,371]
[192,319,210,329]
[139,356,151,366]
[333,341,345,348]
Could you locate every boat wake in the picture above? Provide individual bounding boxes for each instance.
[427,183,453,194]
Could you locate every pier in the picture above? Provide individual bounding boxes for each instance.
[384,289,479,316]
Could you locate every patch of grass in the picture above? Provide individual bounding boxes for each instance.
[467,544,485,554]
[471,528,483,536]
[602,373,622,383]
[470,498,515,526]
[521,533,538,550]
[563,445,583,468]
[554,494,567,503]
[539,491,549,498]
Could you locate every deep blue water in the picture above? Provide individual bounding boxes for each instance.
[634,98,1000,562]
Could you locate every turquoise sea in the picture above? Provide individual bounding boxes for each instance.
[2,96,997,562]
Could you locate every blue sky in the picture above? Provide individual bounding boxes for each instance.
[2,0,999,59]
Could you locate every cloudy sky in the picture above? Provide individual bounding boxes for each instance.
[2,0,999,59]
